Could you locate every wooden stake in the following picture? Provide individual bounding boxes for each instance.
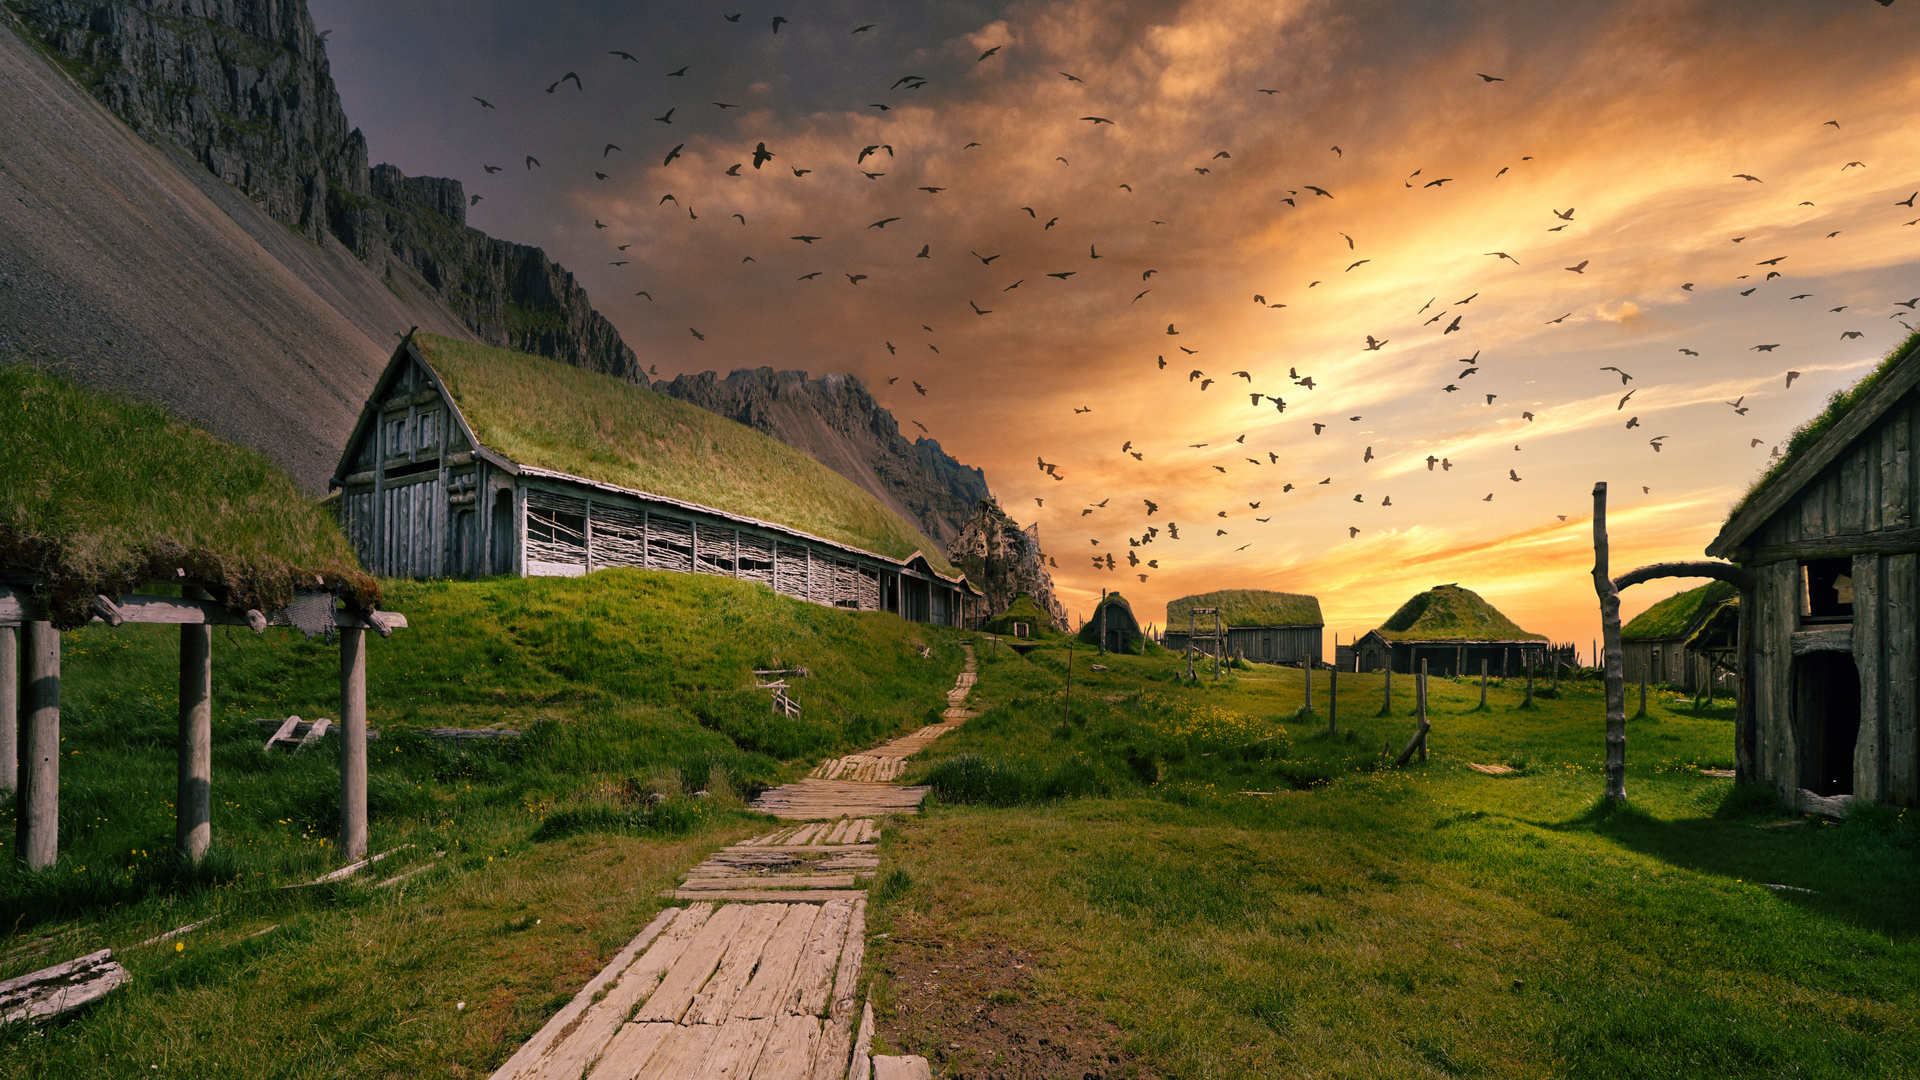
[1328,667,1338,737]
[1304,661,1313,717]
[1634,668,1648,720]
[1418,659,1429,764]
[1592,482,1627,803]
[1379,662,1393,717]
[177,587,213,862]
[1479,658,1488,710]
[1524,655,1534,707]
[18,622,59,870]
[339,627,368,862]
[0,624,15,795]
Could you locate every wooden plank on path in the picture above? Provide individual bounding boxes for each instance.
[786,897,851,1017]
[667,889,869,903]
[582,1022,674,1080]
[699,1015,777,1078]
[685,904,787,1024]
[718,844,875,855]
[730,903,820,1020]
[747,1013,820,1080]
[829,898,868,1022]
[633,903,749,1023]
[678,875,860,892]
[808,1004,855,1080]
[631,1022,722,1080]
[491,905,694,1080]
[848,1001,875,1080]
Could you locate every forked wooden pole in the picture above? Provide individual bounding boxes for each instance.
[1593,482,1627,803]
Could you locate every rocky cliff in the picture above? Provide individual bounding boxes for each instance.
[10,0,637,380]
[945,499,1067,628]
[653,368,990,548]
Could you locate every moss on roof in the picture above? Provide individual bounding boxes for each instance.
[0,361,376,629]
[1373,584,1545,642]
[983,593,1062,638]
[1164,589,1323,628]
[1729,330,1920,522]
[1622,581,1739,642]
[415,334,956,576]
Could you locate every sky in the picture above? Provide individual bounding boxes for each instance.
[307,0,1920,654]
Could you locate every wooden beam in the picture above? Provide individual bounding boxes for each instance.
[339,627,368,863]
[18,622,59,870]
[0,948,131,1024]
[1733,527,1920,567]
[1613,560,1757,592]
[1791,626,1854,655]
[177,587,213,863]
[0,586,406,633]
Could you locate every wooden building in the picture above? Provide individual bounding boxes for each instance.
[1706,333,1920,807]
[331,335,978,625]
[1621,581,1738,692]
[1079,591,1141,653]
[1160,589,1323,664]
[1352,583,1549,676]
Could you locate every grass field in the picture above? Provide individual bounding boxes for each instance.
[865,639,1920,1078]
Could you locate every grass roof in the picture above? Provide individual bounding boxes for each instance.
[1165,589,1323,628]
[1729,330,1920,521]
[1621,581,1739,642]
[416,335,955,575]
[983,593,1063,638]
[1373,584,1545,642]
[0,361,376,629]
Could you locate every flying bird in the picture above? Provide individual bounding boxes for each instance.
[1547,313,1572,324]
[752,143,773,168]
[771,16,787,32]
[663,144,684,165]
[1650,437,1668,452]
[1346,259,1371,271]
[978,45,1001,61]
[1733,173,1763,182]
[689,328,705,341]
[1679,348,1699,356]
[1752,344,1780,352]
[868,217,900,229]
[472,97,495,108]
[1082,116,1114,124]
[1476,73,1504,81]
[524,155,540,169]
[1364,335,1388,350]
[1727,397,1749,414]
[846,274,867,284]
[482,164,501,173]
[1600,366,1632,384]
[1487,252,1519,263]
[970,300,991,314]
[1785,371,1801,388]
[1565,260,1589,274]
[1843,331,1864,339]
[1618,388,1636,410]
[654,108,675,124]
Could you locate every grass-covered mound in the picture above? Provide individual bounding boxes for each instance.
[983,593,1064,638]
[0,361,375,628]
[417,334,957,575]
[1623,581,1739,642]
[1165,588,1323,627]
[1374,583,1545,641]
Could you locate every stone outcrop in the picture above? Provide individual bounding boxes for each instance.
[12,0,637,380]
[654,368,990,548]
[944,499,1067,629]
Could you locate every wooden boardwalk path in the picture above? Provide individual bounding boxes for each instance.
[489,646,976,1080]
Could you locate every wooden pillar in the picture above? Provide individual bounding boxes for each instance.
[1455,645,1463,678]
[1379,662,1393,717]
[1418,659,1429,763]
[17,621,59,870]
[177,589,214,863]
[1479,659,1488,709]
[1524,655,1534,707]
[1328,667,1338,737]
[1304,661,1313,715]
[0,624,15,796]
[339,627,368,863]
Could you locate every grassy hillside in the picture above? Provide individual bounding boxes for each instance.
[1376,582,1546,641]
[1165,588,1323,628]
[0,360,376,625]
[419,335,957,575]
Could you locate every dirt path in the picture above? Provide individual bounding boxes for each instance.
[488,645,977,1080]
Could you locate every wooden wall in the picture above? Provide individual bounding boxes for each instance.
[1621,640,1710,691]
[1165,626,1321,664]
[1739,391,1919,806]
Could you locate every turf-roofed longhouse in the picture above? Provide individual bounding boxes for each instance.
[1160,589,1323,665]
[1619,581,1739,693]
[1079,591,1141,653]
[1352,583,1550,677]
[1705,330,1920,811]
[332,334,979,624]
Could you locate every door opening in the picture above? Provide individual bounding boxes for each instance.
[1792,650,1861,796]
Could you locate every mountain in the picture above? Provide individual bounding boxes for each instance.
[944,499,1067,627]
[653,368,991,548]
[1,0,638,494]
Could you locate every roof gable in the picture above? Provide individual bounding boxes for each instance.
[1621,580,1739,642]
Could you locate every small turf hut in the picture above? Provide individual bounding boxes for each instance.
[1705,330,1920,808]
[1353,583,1548,676]
[332,333,978,625]
[983,593,1061,640]
[1160,589,1324,664]
[1079,591,1141,652]
[1621,581,1740,692]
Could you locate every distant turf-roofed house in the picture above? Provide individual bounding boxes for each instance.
[1620,581,1739,692]
[331,334,978,625]
[1079,591,1141,652]
[984,593,1061,640]
[1160,589,1324,664]
[1704,331,1920,808]
[1352,583,1548,676]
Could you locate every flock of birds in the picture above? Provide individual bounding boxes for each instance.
[457,10,1920,592]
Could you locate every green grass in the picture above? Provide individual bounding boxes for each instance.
[0,360,375,627]
[1623,581,1739,642]
[1164,588,1323,629]
[864,641,1920,1077]
[1376,582,1547,642]
[417,335,957,574]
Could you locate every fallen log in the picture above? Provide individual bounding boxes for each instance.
[0,948,131,1025]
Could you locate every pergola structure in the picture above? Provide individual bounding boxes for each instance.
[2,581,406,870]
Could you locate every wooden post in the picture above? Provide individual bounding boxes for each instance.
[1479,658,1488,709]
[1455,644,1463,677]
[1524,655,1534,707]
[1098,589,1107,655]
[1592,482,1627,803]
[1553,650,1561,692]
[1418,659,1429,763]
[339,627,368,862]
[1634,667,1648,719]
[17,621,59,870]
[1214,610,1223,680]
[1378,662,1393,717]
[1184,608,1195,679]
[1304,660,1313,717]
[1063,639,1074,724]
[177,588,214,863]
[1328,667,1338,737]
[0,624,15,795]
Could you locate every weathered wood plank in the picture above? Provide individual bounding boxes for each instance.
[829,898,868,1023]
[1885,405,1912,531]
[847,1001,875,1080]
[871,1057,932,1080]
[786,897,851,1018]
[1790,627,1854,655]
[685,905,788,1024]
[667,890,869,903]
[633,903,750,1023]
[263,716,300,751]
[719,845,876,856]
[0,948,131,1024]
[1764,562,1800,796]
[580,1022,675,1080]
[1854,554,1885,802]
[1889,553,1918,805]
[807,1004,855,1080]
[698,1016,778,1079]
[747,1013,819,1080]
[631,1023,722,1080]
[730,903,820,1021]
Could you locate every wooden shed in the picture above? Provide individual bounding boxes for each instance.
[1079,591,1141,653]
[1160,589,1323,664]
[331,334,978,626]
[1621,581,1739,692]
[1706,332,1920,808]
[1352,583,1549,676]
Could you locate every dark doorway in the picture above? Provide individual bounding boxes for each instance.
[489,490,514,576]
[1793,651,1861,796]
